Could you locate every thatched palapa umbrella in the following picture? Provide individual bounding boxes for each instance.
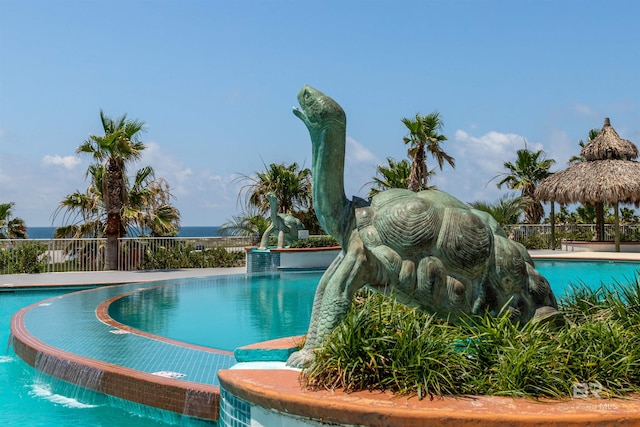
[535,118,640,252]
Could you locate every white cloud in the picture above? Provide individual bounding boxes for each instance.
[453,129,533,176]
[41,155,81,169]
[344,136,381,198]
[574,103,596,118]
[132,141,244,224]
[346,136,378,164]
[425,129,546,205]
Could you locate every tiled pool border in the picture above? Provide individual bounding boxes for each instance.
[10,281,238,421]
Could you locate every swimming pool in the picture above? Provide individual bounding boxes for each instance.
[108,260,640,349]
[4,260,640,426]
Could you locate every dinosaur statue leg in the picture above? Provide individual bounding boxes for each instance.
[277,230,285,248]
[258,224,274,250]
[287,231,369,368]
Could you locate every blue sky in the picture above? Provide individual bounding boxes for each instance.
[1,0,639,227]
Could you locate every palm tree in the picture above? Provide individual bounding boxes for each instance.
[494,146,555,224]
[568,128,600,165]
[126,173,181,237]
[53,164,105,238]
[55,165,180,238]
[401,111,454,192]
[238,161,312,215]
[76,110,147,269]
[362,157,413,199]
[469,194,530,227]
[0,202,27,239]
[218,206,270,245]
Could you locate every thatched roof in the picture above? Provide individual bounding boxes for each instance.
[535,160,640,207]
[535,118,640,207]
[581,118,638,161]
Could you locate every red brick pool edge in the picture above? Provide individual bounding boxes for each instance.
[218,365,640,427]
[10,293,226,421]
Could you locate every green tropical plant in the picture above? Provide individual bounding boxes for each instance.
[54,164,106,238]
[469,194,530,226]
[238,161,312,215]
[363,157,413,199]
[140,243,244,269]
[401,111,454,192]
[75,110,147,269]
[620,207,639,224]
[234,161,319,237]
[0,202,28,239]
[55,166,180,238]
[288,236,339,248]
[218,206,271,245]
[125,173,180,237]
[0,241,47,273]
[493,145,555,224]
[568,128,600,165]
[304,280,640,400]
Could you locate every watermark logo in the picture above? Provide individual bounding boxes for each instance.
[572,381,602,399]
[556,381,619,412]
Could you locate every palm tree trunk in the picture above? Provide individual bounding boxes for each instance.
[595,202,604,241]
[104,159,125,270]
[408,145,426,192]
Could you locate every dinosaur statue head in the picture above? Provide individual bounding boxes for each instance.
[293,85,346,134]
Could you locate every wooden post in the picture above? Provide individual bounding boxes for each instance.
[550,201,555,250]
[614,201,620,252]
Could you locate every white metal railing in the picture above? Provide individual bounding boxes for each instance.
[505,223,640,248]
[3,225,639,274]
[0,236,252,274]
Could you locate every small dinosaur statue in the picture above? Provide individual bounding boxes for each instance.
[259,192,304,249]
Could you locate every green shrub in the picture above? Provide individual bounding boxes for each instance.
[303,280,640,400]
[521,231,549,249]
[140,243,244,269]
[288,236,339,248]
[0,242,47,273]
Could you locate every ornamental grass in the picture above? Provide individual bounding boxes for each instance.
[302,277,640,400]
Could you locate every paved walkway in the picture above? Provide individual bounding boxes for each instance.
[529,249,640,261]
[2,250,640,288]
[0,267,246,288]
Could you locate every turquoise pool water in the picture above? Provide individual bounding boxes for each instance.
[109,272,319,350]
[0,290,177,427]
[536,259,640,297]
[2,260,640,426]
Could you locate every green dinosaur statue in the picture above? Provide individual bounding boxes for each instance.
[259,192,304,249]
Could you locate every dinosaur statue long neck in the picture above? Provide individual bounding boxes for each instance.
[269,195,279,220]
[311,121,350,239]
[294,86,350,242]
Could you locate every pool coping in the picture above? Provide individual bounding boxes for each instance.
[217,368,640,427]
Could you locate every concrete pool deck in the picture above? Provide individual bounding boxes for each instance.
[2,251,640,288]
[5,252,640,425]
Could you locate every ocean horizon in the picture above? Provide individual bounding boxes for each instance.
[26,226,222,239]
